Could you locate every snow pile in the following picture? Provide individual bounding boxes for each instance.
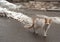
[0,0,33,27]
[0,7,33,28]
[0,7,7,13]
[0,0,22,10]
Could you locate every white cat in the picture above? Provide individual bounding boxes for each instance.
[24,15,60,37]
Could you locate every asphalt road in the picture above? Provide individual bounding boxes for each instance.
[0,9,60,42]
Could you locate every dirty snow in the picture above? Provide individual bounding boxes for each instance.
[0,0,22,10]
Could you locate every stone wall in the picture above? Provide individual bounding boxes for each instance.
[22,1,60,10]
[7,0,60,2]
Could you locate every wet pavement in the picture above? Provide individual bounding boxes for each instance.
[0,10,60,42]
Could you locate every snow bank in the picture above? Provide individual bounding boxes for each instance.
[0,7,33,28]
[0,0,22,10]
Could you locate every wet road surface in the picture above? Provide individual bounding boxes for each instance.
[0,10,60,42]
